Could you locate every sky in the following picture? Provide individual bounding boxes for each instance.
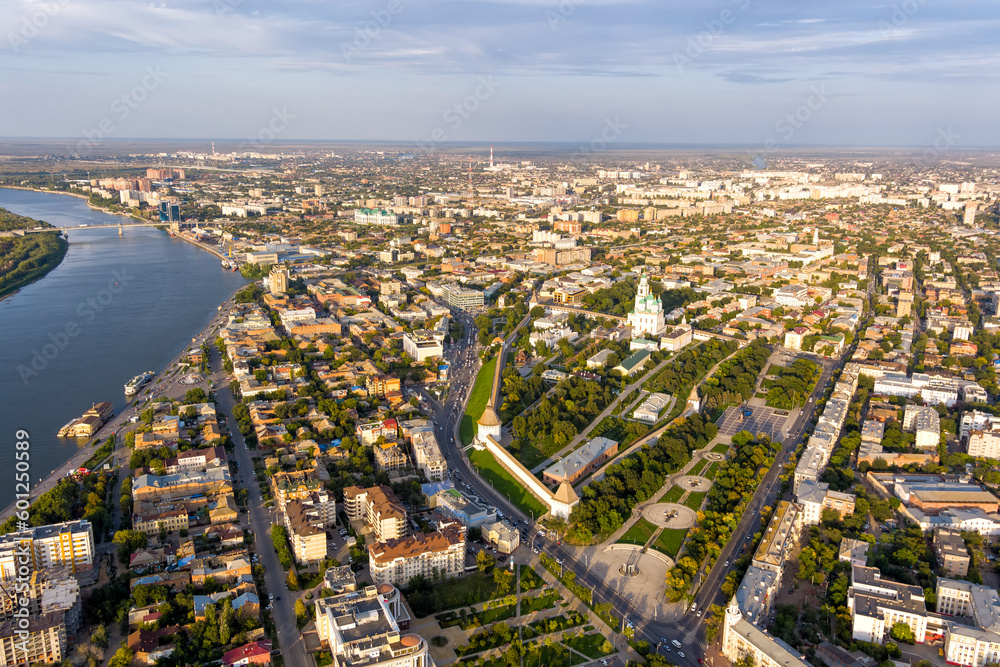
[1,0,998,148]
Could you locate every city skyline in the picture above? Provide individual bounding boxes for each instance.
[1,0,998,147]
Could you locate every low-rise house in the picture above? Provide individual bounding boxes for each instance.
[223,640,273,667]
[613,349,651,377]
[485,520,520,554]
[542,437,618,486]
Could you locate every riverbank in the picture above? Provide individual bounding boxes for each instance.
[175,231,228,261]
[4,186,233,261]
[0,282,246,526]
[3,185,147,222]
[0,223,69,301]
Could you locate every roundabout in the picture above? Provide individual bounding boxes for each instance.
[643,503,697,530]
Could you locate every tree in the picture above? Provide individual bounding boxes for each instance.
[493,567,513,595]
[705,604,725,642]
[113,529,148,564]
[220,600,237,644]
[476,549,495,573]
[890,621,915,644]
[90,624,109,649]
[108,648,134,667]
[295,599,308,620]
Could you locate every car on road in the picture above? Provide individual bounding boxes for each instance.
[677,652,685,659]
[601,661,608,666]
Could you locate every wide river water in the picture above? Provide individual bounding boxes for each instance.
[0,188,247,509]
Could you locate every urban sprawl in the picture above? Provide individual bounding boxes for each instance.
[3,148,1000,667]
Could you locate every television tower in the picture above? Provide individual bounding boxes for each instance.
[490,145,494,168]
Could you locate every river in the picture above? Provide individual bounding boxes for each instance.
[0,188,247,510]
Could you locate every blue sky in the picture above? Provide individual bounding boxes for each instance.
[1,0,998,147]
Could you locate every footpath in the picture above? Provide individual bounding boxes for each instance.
[416,556,644,667]
[530,359,670,474]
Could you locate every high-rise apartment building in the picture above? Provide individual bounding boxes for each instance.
[0,521,94,581]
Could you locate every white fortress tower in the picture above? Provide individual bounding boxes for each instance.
[476,394,502,443]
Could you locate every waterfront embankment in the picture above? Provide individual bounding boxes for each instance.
[0,186,249,511]
[0,283,245,525]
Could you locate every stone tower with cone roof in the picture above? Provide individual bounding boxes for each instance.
[477,395,502,443]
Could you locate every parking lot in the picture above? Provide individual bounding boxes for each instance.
[716,405,791,442]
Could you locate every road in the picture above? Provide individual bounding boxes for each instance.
[213,342,312,667]
[427,309,689,662]
[432,284,873,666]
[531,359,669,474]
[431,311,703,664]
[438,341,845,667]
[675,355,840,639]
[658,258,879,650]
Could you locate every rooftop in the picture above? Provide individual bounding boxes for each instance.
[369,527,464,565]
[544,436,618,481]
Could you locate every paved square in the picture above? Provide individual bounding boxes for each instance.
[716,405,790,442]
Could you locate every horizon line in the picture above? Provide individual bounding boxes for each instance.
[1,137,999,152]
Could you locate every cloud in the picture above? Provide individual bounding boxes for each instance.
[1,0,999,144]
[719,71,795,84]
